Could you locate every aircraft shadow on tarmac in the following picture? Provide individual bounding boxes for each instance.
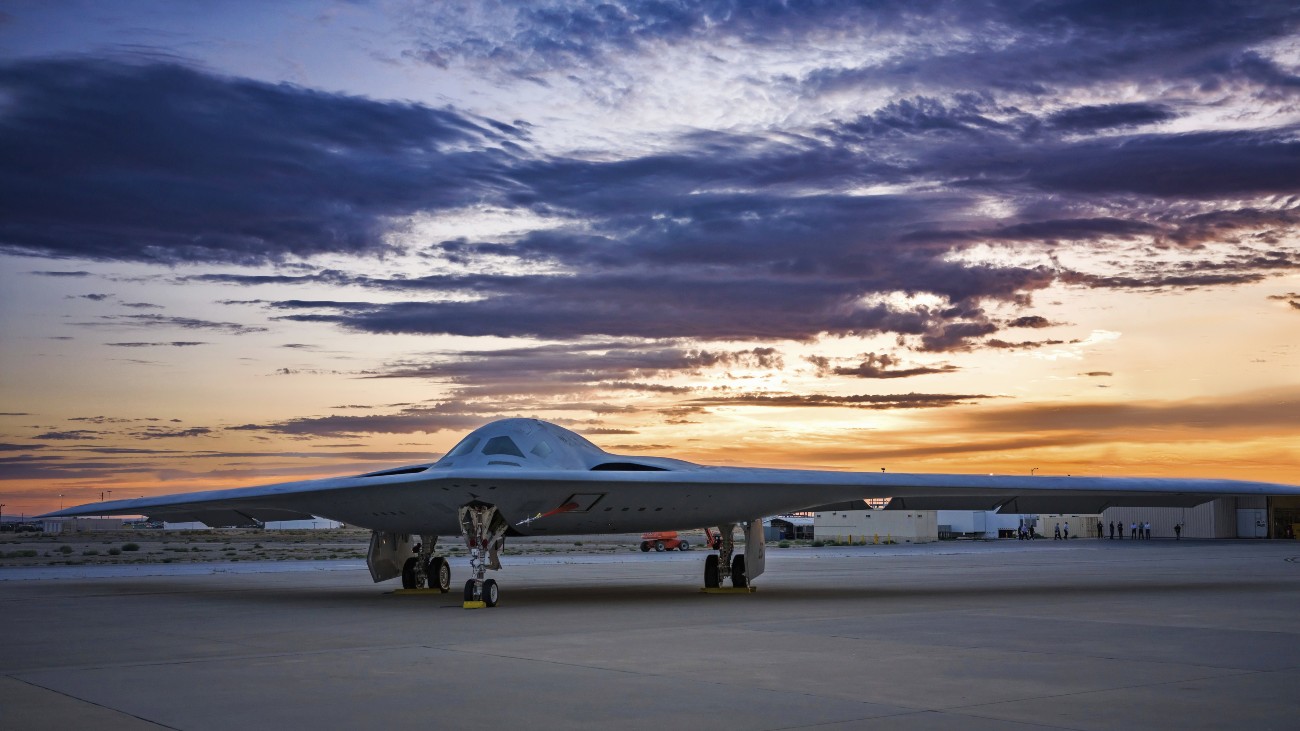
[58,574,1291,611]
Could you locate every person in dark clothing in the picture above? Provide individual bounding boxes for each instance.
[1053,522,1061,540]
[1174,523,1182,540]
[1097,522,1104,539]
[1109,521,1115,539]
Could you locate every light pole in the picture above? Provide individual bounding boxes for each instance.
[1031,467,1038,476]
[59,494,64,510]
[0,503,5,526]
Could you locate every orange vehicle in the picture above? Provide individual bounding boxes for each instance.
[639,528,722,552]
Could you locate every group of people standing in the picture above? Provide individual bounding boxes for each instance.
[1107,521,1158,539]
[1020,519,1185,540]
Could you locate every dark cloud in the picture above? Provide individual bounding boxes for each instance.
[1019,130,1300,199]
[371,343,786,401]
[984,338,1071,350]
[0,454,140,481]
[406,1,1300,102]
[33,429,101,440]
[68,416,139,424]
[795,2,1300,98]
[1045,103,1177,132]
[1006,316,1052,329]
[829,353,958,379]
[264,259,1054,348]
[129,426,213,439]
[0,442,41,451]
[0,58,525,264]
[228,408,487,439]
[688,392,991,410]
[1081,371,1113,377]
[1196,49,1300,94]
[77,314,267,335]
[1266,292,1300,310]
[29,270,90,277]
[106,341,208,348]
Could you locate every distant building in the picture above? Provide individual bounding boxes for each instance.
[813,503,937,544]
[1103,496,1300,539]
[764,515,814,541]
[41,518,123,533]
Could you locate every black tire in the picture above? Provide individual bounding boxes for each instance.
[464,579,477,602]
[401,557,418,589]
[483,579,499,607]
[679,541,690,551]
[640,542,651,552]
[655,541,665,552]
[731,554,747,588]
[704,554,720,588]
[428,556,451,593]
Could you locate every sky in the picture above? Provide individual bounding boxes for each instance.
[1,0,1298,517]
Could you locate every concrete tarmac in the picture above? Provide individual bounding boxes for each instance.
[2,539,1298,730]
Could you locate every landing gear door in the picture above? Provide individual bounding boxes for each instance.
[744,520,766,580]
[367,531,413,584]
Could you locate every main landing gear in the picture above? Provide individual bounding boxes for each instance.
[703,523,749,589]
[459,502,508,608]
[702,520,765,592]
[400,534,452,593]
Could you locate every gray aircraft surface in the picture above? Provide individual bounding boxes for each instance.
[43,418,1300,607]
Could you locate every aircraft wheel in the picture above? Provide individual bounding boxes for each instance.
[704,554,720,588]
[401,557,418,589]
[464,579,477,602]
[428,556,451,593]
[655,540,665,552]
[679,541,690,551]
[640,542,650,552]
[731,554,747,589]
[483,579,499,607]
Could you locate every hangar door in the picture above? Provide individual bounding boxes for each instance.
[1236,509,1267,538]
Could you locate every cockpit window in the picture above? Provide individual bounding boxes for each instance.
[482,436,525,458]
[530,441,553,458]
[446,436,480,458]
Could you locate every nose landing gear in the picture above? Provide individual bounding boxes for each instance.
[459,502,508,608]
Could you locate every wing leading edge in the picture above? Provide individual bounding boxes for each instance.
[40,416,1300,534]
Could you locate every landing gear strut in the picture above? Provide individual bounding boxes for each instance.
[704,523,744,588]
[703,521,762,591]
[401,535,452,592]
[459,502,508,608]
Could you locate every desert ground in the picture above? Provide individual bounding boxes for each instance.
[0,527,702,568]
